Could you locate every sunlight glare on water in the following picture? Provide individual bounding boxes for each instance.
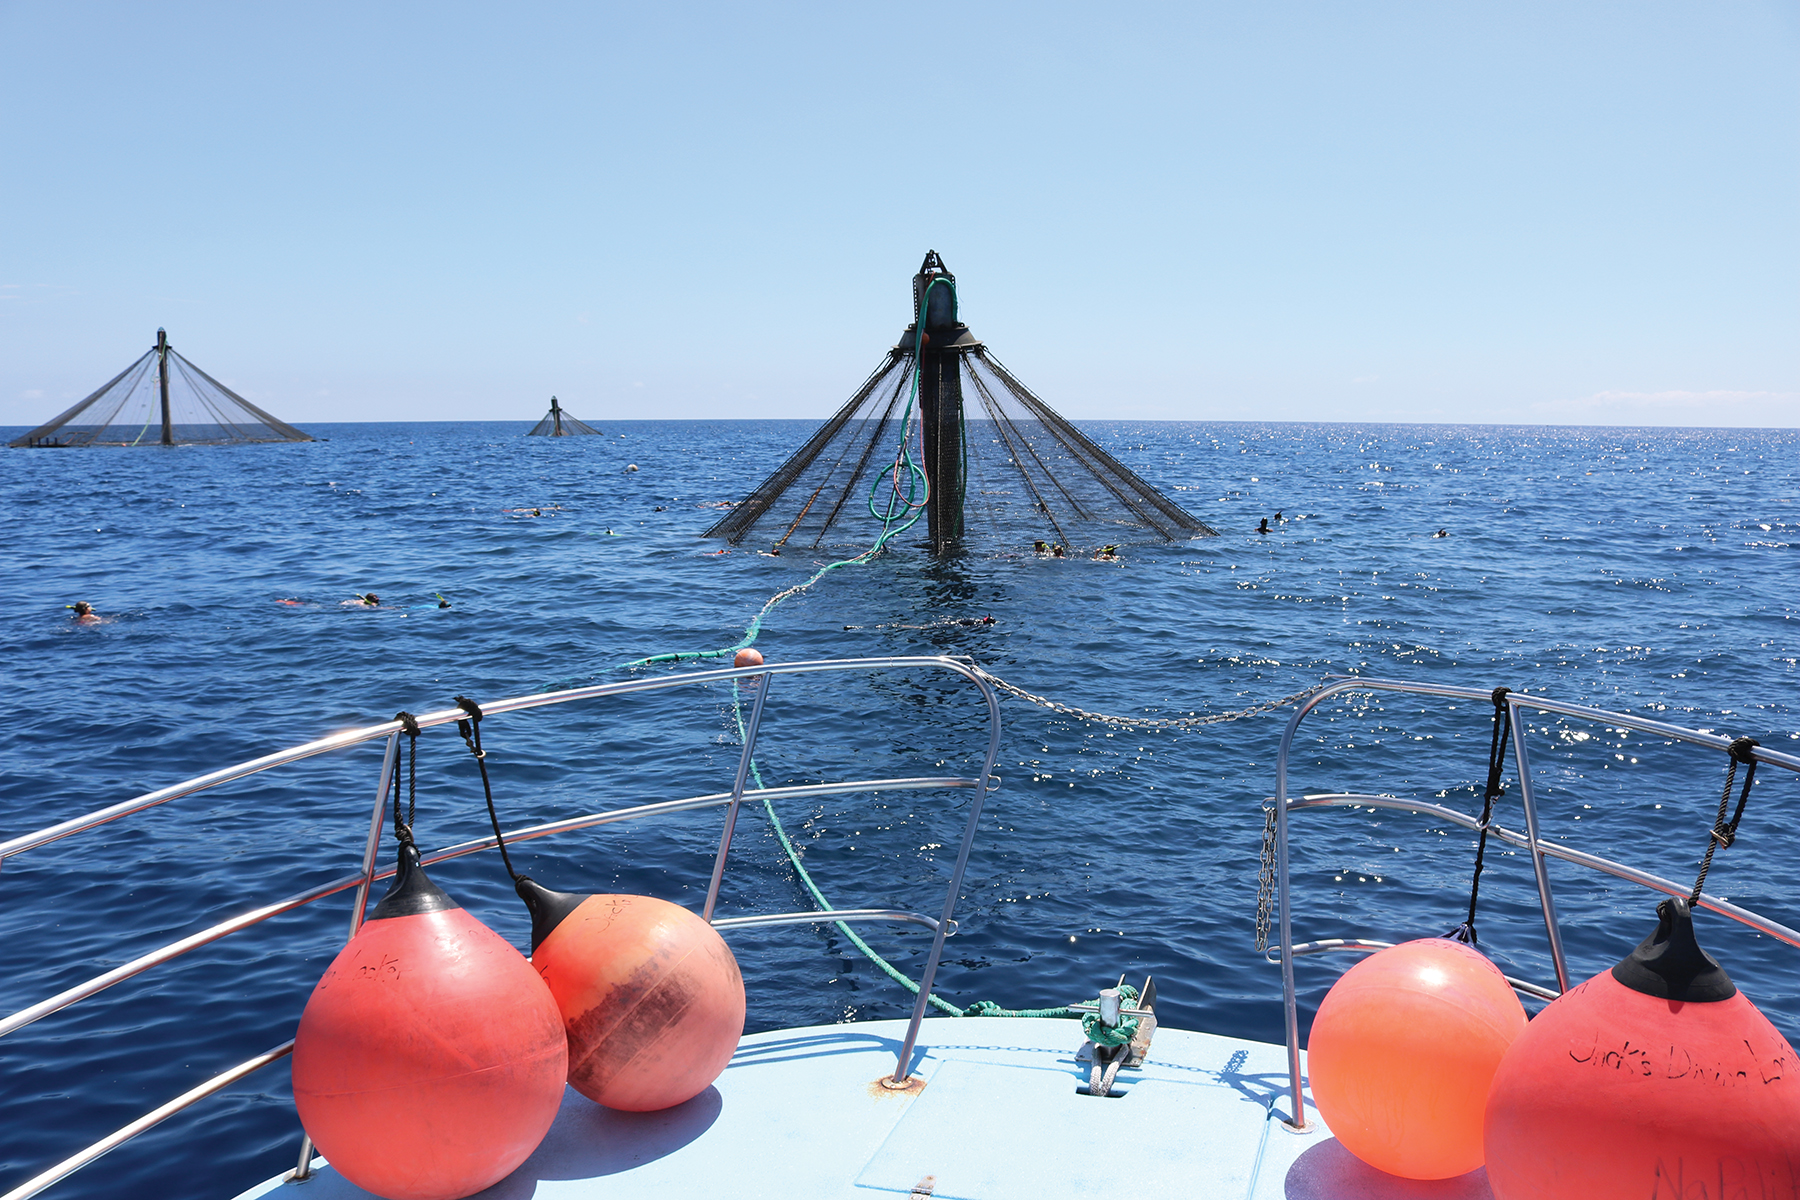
[1,419,1795,1198]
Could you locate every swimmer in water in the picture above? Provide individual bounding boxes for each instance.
[1273,511,1283,521]
[68,601,102,625]
[1434,529,1448,538]
[1034,539,1049,554]
[343,593,379,607]
[1257,518,1270,535]
[435,593,452,608]
[1095,545,1119,560]
[1051,544,1066,558]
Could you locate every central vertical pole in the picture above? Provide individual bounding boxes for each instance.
[156,329,173,445]
[910,253,966,556]
[919,348,964,553]
[550,396,563,436]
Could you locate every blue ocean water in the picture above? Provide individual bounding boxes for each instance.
[1,419,1796,1199]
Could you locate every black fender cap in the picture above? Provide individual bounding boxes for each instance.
[1610,896,1736,1002]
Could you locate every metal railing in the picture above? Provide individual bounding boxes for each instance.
[0,656,1002,1200]
[1268,674,1800,1130]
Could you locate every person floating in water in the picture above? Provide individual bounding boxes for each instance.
[1434,529,1449,538]
[1094,545,1119,561]
[436,593,452,608]
[1033,540,1049,555]
[1257,518,1270,535]
[68,601,102,625]
[343,593,380,607]
[1273,511,1283,521]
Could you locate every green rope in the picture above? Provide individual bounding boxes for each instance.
[554,277,1103,1020]
[731,678,1098,1021]
[1080,984,1140,1046]
[619,278,952,675]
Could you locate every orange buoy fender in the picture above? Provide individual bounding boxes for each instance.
[519,877,745,1112]
[293,846,568,1200]
[1306,937,1527,1180]
[1485,898,1800,1200]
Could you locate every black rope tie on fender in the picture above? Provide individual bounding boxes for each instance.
[1689,736,1760,906]
[455,695,521,883]
[391,711,422,847]
[1448,686,1512,945]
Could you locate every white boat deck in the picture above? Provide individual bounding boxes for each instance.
[236,1016,1492,1200]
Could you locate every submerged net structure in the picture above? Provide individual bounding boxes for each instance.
[528,395,601,436]
[8,330,312,448]
[704,252,1216,554]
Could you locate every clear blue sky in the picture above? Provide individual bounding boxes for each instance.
[2,2,1795,427]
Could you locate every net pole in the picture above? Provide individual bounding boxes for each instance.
[921,345,965,552]
[157,330,173,446]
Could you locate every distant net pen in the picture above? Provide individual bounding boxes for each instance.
[527,396,602,437]
[9,329,313,448]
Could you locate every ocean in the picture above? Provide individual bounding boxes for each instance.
[2,418,1796,1198]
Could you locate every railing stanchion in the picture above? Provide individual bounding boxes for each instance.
[703,672,773,922]
[1508,700,1570,992]
[292,729,398,1183]
[1272,682,1349,1129]
[889,668,1004,1084]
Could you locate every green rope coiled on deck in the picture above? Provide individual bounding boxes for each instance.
[1080,984,1140,1046]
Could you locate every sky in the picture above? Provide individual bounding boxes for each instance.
[1,1,1795,427]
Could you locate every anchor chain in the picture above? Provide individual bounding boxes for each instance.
[1255,804,1278,953]
[976,672,1319,731]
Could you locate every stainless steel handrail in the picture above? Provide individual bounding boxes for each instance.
[0,656,1002,866]
[0,777,990,1039]
[0,655,1002,1200]
[0,1041,297,1200]
[1282,794,1800,949]
[711,908,952,933]
[1279,939,1562,1003]
[1270,674,1800,1131]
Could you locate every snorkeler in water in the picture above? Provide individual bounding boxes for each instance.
[342,593,380,607]
[1034,540,1049,554]
[436,593,452,608]
[1434,529,1449,538]
[1051,544,1066,558]
[1095,545,1119,560]
[68,601,102,625]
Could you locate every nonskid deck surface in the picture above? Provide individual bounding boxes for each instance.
[235,1017,1492,1200]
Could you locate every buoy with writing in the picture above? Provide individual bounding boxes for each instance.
[292,842,568,1200]
[517,878,746,1111]
[1306,938,1526,1180]
[1485,897,1800,1200]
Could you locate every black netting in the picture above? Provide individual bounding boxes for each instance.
[9,335,313,448]
[527,397,602,436]
[702,337,1216,552]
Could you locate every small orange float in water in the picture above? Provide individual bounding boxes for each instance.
[733,648,764,668]
[1485,898,1800,1200]
[1306,937,1526,1180]
[293,844,568,1200]
[518,878,746,1112]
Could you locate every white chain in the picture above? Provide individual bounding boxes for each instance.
[975,671,1319,731]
